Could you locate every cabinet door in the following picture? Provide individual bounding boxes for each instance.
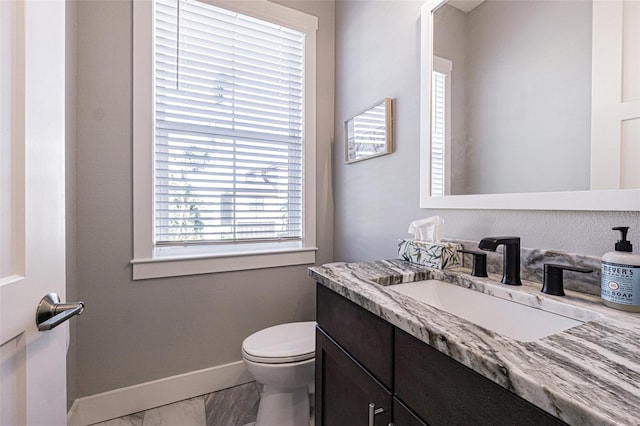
[395,329,566,426]
[316,328,392,426]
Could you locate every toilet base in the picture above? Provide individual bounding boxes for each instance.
[255,385,310,426]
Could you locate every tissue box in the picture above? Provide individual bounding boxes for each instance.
[398,239,462,269]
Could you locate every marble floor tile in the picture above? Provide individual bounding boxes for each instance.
[142,396,206,426]
[90,381,318,426]
[205,382,260,426]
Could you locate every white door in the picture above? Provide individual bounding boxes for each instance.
[1,0,68,425]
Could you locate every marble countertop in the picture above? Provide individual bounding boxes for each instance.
[309,260,640,426]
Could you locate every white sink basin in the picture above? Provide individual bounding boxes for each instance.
[387,280,600,342]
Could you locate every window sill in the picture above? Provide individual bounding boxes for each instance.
[131,247,317,280]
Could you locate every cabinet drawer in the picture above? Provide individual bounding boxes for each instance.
[316,328,392,426]
[316,284,394,388]
[395,329,566,426]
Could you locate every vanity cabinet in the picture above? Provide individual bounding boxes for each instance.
[315,329,392,425]
[316,284,566,426]
[316,283,393,387]
[395,329,565,425]
[393,398,427,426]
[315,284,393,425]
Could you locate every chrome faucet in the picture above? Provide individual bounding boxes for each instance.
[478,236,522,285]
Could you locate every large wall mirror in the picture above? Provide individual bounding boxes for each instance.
[419,0,640,210]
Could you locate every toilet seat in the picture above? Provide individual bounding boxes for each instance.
[242,321,316,364]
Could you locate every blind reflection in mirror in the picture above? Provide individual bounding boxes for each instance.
[345,98,393,164]
[431,57,452,196]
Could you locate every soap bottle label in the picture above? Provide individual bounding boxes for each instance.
[601,261,640,306]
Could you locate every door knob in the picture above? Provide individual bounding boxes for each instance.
[36,293,84,331]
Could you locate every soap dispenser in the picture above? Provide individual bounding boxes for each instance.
[601,227,640,312]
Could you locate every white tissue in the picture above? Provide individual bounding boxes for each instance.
[407,216,445,243]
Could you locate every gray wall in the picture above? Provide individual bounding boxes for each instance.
[73,0,334,397]
[334,0,640,264]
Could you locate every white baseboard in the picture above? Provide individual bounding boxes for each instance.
[69,360,253,426]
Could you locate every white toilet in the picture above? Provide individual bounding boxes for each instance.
[242,321,316,426]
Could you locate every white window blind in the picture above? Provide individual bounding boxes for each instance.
[154,0,305,247]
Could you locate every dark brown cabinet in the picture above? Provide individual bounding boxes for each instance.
[315,284,393,425]
[315,329,392,425]
[395,329,565,426]
[316,284,393,388]
[315,284,566,426]
[393,397,426,426]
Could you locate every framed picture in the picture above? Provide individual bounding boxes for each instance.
[345,98,393,163]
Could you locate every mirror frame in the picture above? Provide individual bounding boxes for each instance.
[419,0,640,211]
[345,98,394,164]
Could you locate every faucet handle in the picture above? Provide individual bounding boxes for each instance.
[542,264,592,296]
[459,250,488,277]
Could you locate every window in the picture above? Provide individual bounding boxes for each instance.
[430,56,452,197]
[133,0,318,280]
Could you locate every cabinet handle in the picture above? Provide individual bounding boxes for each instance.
[368,403,385,426]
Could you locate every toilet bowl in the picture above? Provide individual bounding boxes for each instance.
[242,321,316,426]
